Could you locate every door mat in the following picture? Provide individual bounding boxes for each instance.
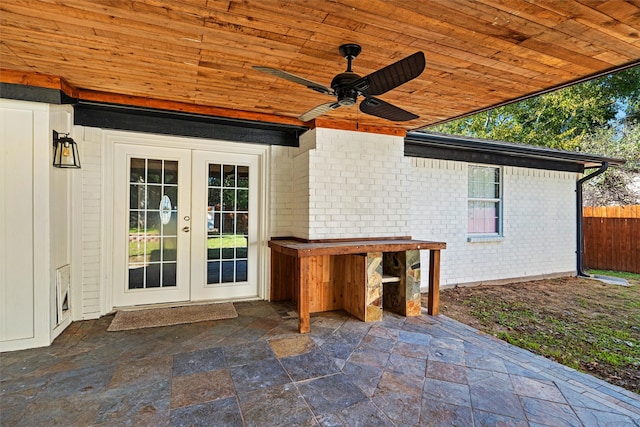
[107,302,237,331]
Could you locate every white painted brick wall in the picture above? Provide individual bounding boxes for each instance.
[269,145,296,237]
[291,148,310,239]
[302,128,412,240]
[270,128,413,240]
[410,158,577,286]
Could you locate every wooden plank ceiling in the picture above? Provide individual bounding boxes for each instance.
[1,0,640,132]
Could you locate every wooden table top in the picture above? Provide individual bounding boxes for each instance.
[268,238,446,258]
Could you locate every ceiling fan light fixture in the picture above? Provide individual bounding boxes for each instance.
[336,87,358,106]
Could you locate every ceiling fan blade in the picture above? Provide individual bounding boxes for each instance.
[253,66,334,95]
[298,102,341,122]
[350,52,425,96]
[359,97,419,121]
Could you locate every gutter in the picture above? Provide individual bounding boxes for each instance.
[405,132,625,171]
[576,162,608,278]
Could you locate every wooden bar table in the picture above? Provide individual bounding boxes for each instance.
[268,238,446,333]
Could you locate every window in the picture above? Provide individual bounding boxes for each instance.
[468,165,502,235]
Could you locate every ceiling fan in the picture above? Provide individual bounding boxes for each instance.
[253,44,425,122]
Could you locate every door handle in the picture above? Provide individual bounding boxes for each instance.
[182,226,190,232]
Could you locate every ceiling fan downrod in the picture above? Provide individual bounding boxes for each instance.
[332,44,363,106]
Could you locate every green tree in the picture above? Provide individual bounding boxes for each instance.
[579,123,640,206]
[430,67,640,151]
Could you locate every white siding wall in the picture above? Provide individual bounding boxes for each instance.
[76,127,104,319]
[410,158,577,286]
[49,106,74,336]
[0,100,73,351]
[0,103,39,348]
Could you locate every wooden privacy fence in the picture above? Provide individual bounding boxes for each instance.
[583,205,640,274]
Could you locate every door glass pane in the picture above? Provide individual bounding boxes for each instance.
[130,158,146,183]
[223,165,235,187]
[129,264,144,289]
[208,188,221,211]
[163,211,178,236]
[164,161,179,185]
[130,184,143,209]
[236,246,248,259]
[162,264,176,286]
[164,187,178,209]
[237,166,249,188]
[237,189,248,211]
[222,189,235,211]
[237,214,248,235]
[129,211,144,234]
[209,164,221,186]
[207,261,220,284]
[207,243,220,260]
[147,159,163,183]
[221,261,235,283]
[222,247,234,259]
[163,237,177,261]
[147,185,162,210]
[236,260,248,281]
[127,157,179,290]
[146,265,161,288]
[206,162,249,285]
[146,211,161,238]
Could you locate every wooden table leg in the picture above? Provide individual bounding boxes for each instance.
[298,257,310,333]
[427,249,441,315]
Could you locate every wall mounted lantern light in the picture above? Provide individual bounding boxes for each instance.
[53,130,81,169]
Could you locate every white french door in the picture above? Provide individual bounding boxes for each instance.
[190,150,259,301]
[113,145,191,306]
[112,144,260,307]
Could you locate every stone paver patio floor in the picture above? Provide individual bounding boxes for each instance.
[1,301,639,426]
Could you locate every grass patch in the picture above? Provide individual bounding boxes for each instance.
[588,269,640,280]
[438,276,640,393]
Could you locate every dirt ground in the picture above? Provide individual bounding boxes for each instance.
[429,276,640,393]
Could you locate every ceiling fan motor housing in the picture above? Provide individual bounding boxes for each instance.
[331,72,361,106]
